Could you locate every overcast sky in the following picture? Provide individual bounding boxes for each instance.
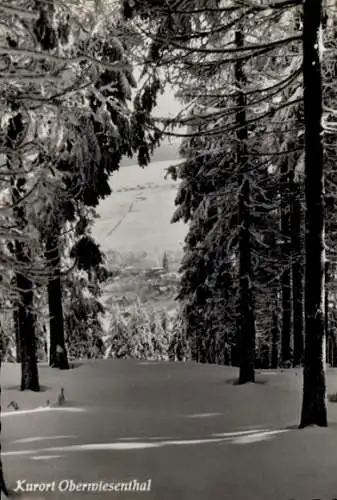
[155,86,181,119]
[132,65,183,143]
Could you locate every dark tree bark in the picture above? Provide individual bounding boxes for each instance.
[235,26,256,384]
[33,0,66,372]
[7,109,39,391]
[231,319,241,367]
[280,159,293,365]
[16,257,40,392]
[290,169,304,367]
[13,306,21,363]
[46,233,69,369]
[15,234,39,391]
[329,332,337,368]
[0,358,9,497]
[206,336,216,364]
[299,0,327,428]
[325,262,330,364]
[327,335,334,367]
[271,294,280,369]
[0,454,8,498]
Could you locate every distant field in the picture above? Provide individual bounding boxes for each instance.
[119,141,181,166]
[92,159,187,269]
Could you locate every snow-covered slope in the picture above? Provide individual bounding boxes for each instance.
[91,160,187,264]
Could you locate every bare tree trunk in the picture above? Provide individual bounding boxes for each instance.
[13,306,21,363]
[271,293,280,369]
[231,319,241,367]
[299,0,327,428]
[7,109,39,391]
[290,169,304,367]
[0,358,9,497]
[332,333,337,368]
[0,458,8,498]
[280,158,293,365]
[235,25,256,384]
[17,265,40,392]
[325,262,330,364]
[46,233,69,369]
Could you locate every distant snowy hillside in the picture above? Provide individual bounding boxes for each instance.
[91,160,187,265]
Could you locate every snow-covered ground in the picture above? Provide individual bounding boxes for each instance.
[91,160,187,264]
[3,361,337,500]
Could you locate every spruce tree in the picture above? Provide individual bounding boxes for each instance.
[299,0,327,428]
[122,0,304,378]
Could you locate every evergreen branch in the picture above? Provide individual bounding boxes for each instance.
[152,98,303,138]
[156,34,302,55]
[164,0,302,15]
[0,46,132,73]
[0,2,39,20]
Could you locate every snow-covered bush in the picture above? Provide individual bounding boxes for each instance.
[63,269,105,360]
[168,309,191,361]
[105,300,187,361]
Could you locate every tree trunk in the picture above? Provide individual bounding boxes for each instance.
[16,249,40,392]
[15,243,39,391]
[325,262,330,364]
[231,319,240,367]
[46,234,69,369]
[206,336,216,364]
[235,26,256,384]
[327,336,334,367]
[271,294,280,369]
[290,170,304,367]
[0,456,8,498]
[331,336,336,367]
[0,360,9,497]
[280,158,293,365]
[13,306,21,363]
[7,109,39,391]
[299,0,327,428]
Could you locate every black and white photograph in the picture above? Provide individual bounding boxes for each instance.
[0,0,335,498]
